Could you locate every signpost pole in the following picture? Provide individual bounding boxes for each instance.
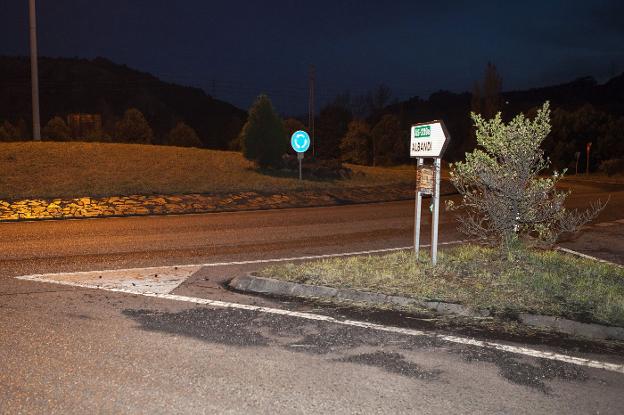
[409,120,449,266]
[431,158,441,265]
[291,130,310,181]
[414,158,423,259]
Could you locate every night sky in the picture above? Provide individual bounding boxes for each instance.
[2,0,623,114]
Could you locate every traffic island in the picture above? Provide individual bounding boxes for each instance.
[231,245,624,342]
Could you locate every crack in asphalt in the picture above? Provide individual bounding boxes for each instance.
[452,346,588,394]
[336,351,442,380]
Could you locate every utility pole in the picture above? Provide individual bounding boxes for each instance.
[29,0,41,141]
[308,65,315,158]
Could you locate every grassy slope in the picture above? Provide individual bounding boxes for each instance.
[0,142,415,199]
[260,245,624,326]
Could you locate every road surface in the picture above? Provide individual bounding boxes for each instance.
[1,181,623,414]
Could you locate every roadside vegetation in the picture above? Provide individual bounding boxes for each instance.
[261,103,623,329]
[259,245,624,327]
[0,141,415,199]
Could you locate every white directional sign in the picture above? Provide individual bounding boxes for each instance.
[410,121,450,158]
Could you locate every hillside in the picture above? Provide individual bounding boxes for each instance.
[0,142,415,200]
[0,56,246,148]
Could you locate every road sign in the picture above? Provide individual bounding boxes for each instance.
[410,121,450,158]
[291,130,310,153]
[411,120,450,266]
[291,130,310,180]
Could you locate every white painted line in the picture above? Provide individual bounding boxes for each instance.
[17,240,470,280]
[16,270,624,375]
[556,247,624,268]
[20,265,202,295]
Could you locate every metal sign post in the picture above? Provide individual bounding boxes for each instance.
[414,158,423,259]
[291,130,310,181]
[410,120,450,266]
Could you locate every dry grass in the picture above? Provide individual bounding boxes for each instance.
[0,142,415,199]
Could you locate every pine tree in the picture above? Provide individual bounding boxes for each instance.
[239,95,287,168]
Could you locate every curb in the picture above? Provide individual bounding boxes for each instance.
[229,274,624,341]
[228,274,489,317]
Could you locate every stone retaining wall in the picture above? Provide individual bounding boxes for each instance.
[0,183,456,222]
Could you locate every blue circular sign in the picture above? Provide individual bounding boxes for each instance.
[291,130,310,153]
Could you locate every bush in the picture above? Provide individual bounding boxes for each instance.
[600,159,624,176]
[340,119,371,165]
[42,116,71,141]
[448,102,604,256]
[239,95,287,168]
[167,122,202,148]
[0,121,21,141]
[282,118,306,142]
[282,156,352,179]
[371,114,404,166]
[114,108,153,144]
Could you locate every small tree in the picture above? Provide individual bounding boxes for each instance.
[371,114,403,166]
[115,108,153,144]
[282,118,306,138]
[340,119,371,165]
[448,102,603,256]
[239,95,287,168]
[167,122,202,148]
[42,116,71,141]
[0,121,20,141]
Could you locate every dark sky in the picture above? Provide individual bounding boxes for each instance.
[2,0,623,114]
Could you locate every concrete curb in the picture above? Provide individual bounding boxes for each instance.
[228,274,489,317]
[518,314,624,341]
[229,274,624,341]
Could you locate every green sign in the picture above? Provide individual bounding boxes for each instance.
[413,125,431,138]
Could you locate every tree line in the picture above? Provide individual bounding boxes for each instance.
[0,108,203,148]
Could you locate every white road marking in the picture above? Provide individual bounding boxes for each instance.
[20,265,202,295]
[15,241,468,280]
[16,274,624,375]
[15,239,624,375]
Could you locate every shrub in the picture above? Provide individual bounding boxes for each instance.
[114,108,153,144]
[239,95,287,168]
[600,159,624,176]
[0,121,20,141]
[42,116,71,141]
[448,102,604,256]
[371,114,404,166]
[167,122,202,148]
[340,119,371,165]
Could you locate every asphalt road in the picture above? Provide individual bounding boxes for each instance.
[1,181,624,414]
